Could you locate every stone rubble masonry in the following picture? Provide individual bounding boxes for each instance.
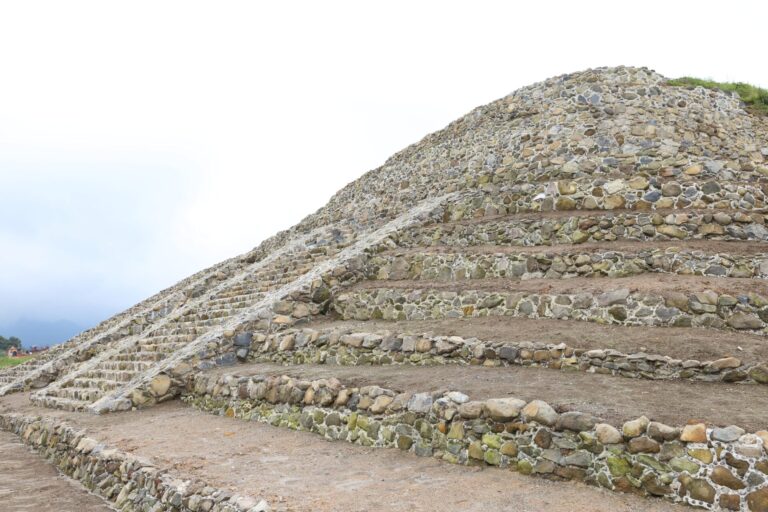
[366,248,768,282]
[333,287,768,335]
[396,210,768,249]
[184,371,768,512]
[244,327,768,386]
[0,413,270,512]
[444,176,768,220]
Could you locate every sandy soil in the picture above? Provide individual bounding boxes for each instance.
[308,316,768,363]
[0,430,112,512]
[0,397,686,512]
[387,239,768,256]
[207,362,768,432]
[352,274,768,295]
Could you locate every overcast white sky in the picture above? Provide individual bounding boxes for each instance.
[1,0,766,340]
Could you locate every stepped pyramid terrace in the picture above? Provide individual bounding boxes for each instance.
[3,66,768,512]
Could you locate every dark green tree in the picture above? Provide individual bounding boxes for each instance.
[0,336,22,352]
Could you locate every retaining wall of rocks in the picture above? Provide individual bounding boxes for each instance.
[333,287,768,335]
[444,176,768,220]
[184,372,768,511]
[366,249,768,282]
[396,211,768,248]
[0,413,269,512]
[244,327,768,386]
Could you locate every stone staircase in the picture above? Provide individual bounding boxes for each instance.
[75,193,453,413]
[4,223,356,398]
[31,225,365,411]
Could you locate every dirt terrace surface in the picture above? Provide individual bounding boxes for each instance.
[351,273,768,296]
[308,316,768,363]
[208,362,768,432]
[386,239,768,256]
[0,396,685,512]
[0,430,112,512]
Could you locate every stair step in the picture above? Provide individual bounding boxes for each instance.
[70,377,123,390]
[51,386,105,402]
[35,394,92,412]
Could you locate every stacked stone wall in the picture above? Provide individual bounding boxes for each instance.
[185,372,768,511]
[396,211,768,248]
[366,250,768,282]
[333,288,768,334]
[444,177,768,220]
[0,413,268,512]
[244,327,768,386]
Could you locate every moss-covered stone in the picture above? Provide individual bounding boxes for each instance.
[397,435,413,451]
[607,456,631,477]
[484,449,501,466]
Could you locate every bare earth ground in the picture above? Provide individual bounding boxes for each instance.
[352,274,768,295]
[0,430,112,512]
[309,316,768,363]
[211,362,768,432]
[0,395,686,512]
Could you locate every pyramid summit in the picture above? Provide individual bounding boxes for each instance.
[3,66,768,511]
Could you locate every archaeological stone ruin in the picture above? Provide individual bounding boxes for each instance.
[2,66,768,511]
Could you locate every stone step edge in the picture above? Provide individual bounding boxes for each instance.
[0,412,269,512]
[185,371,768,512]
[244,327,768,386]
[333,287,768,336]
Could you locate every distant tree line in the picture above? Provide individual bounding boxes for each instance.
[0,336,22,352]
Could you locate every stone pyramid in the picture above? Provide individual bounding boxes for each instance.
[2,66,768,511]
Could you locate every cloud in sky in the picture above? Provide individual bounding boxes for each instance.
[0,0,766,340]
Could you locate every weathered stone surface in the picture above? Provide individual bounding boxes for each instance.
[647,422,678,442]
[149,374,171,397]
[483,398,526,421]
[628,436,660,454]
[458,401,484,419]
[595,423,622,444]
[556,412,598,432]
[597,288,629,306]
[747,487,768,512]
[727,313,764,330]
[407,393,433,414]
[711,466,746,490]
[680,423,707,443]
[712,425,746,443]
[369,395,394,414]
[521,400,558,426]
[622,416,649,438]
[684,478,716,504]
